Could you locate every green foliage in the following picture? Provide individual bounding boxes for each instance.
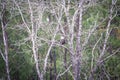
[0,0,120,80]
[0,56,5,78]
[109,36,120,48]
[105,55,120,78]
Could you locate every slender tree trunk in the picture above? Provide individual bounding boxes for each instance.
[32,41,42,80]
[1,25,11,80]
[64,48,68,80]
[1,1,11,80]
[14,70,19,80]
[31,33,43,80]
[71,0,84,80]
[29,1,43,78]
[49,51,53,80]
[31,24,43,80]
[53,47,57,80]
[49,47,57,80]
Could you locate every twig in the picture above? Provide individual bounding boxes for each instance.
[0,49,6,61]
[56,64,72,80]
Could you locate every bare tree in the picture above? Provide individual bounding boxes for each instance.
[0,1,11,80]
[89,0,117,79]
[12,0,45,79]
[3,0,118,79]
[71,0,85,80]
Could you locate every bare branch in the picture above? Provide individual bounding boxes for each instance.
[100,48,120,63]
[91,34,102,70]
[12,0,31,34]
[0,49,6,61]
[44,24,59,73]
[56,64,72,80]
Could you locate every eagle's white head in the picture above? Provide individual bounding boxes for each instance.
[61,36,65,40]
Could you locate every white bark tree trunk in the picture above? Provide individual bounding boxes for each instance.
[1,1,11,80]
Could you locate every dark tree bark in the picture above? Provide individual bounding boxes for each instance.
[49,47,57,80]
[49,50,53,80]
[13,70,20,80]
[64,48,68,80]
[53,47,57,80]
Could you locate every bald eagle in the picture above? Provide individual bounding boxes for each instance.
[60,36,66,45]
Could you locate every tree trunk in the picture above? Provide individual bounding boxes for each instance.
[49,47,57,80]
[1,1,11,80]
[1,25,11,80]
[64,48,68,80]
[71,0,84,80]
[31,24,43,80]
[32,34,43,80]
[49,50,53,80]
[53,47,57,80]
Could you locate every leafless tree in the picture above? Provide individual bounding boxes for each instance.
[0,1,11,80]
[3,0,118,80]
[12,0,46,79]
[89,0,117,79]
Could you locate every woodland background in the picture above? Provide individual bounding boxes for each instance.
[0,0,120,80]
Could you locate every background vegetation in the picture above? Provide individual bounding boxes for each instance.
[0,0,120,80]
